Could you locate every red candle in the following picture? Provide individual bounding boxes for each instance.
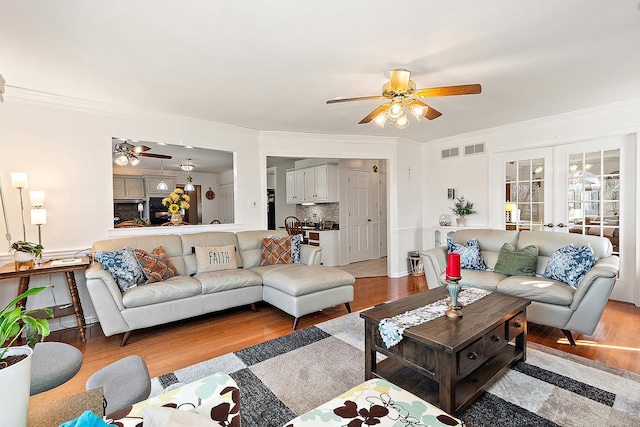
[446,253,461,279]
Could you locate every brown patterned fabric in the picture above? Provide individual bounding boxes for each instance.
[261,236,292,265]
[135,246,178,284]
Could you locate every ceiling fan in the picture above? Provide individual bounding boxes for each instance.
[113,139,172,166]
[326,69,481,128]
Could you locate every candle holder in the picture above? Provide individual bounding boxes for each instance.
[445,275,463,318]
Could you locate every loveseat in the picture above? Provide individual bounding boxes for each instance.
[420,229,619,345]
[85,230,355,346]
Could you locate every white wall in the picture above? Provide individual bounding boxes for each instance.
[0,89,262,324]
[422,98,640,305]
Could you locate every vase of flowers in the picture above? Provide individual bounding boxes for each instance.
[163,188,190,225]
[451,196,476,226]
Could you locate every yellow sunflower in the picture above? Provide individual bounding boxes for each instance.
[168,203,180,214]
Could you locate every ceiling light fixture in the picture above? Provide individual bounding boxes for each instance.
[157,159,169,192]
[112,142,142,166]
[327,69,481,129]
[180,159,196,191]
[183,159,195,192]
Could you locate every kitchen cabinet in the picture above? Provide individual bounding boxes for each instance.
[113,176,145,199]
[286,164,338,204]
[286,169,305,204]
[144,176,175,197]
[306,229,339,266]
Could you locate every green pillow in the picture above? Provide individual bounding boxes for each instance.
[493,243,538,276]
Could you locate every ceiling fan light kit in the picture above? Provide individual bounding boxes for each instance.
[327,68,481,129]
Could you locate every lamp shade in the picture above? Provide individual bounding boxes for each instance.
[11,172,28,189]
[505,203,517,212]
[156,180,169,191]
[31,208,46,225]
[30,191,45,207]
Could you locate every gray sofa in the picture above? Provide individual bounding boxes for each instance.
[85,230,355,345]
[420,229,619,345]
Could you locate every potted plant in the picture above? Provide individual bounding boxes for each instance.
[9,241,44,265]
[451,196,476,226]
[0,286,53,427]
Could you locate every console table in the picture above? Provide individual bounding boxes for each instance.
[0,257,90,341]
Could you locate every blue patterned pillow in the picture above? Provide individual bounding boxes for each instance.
[447,236,487,270]
[543,244,595,288]
[95,247,147,292]
[291,234,303,263]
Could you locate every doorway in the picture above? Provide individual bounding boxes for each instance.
[492,135,636,303]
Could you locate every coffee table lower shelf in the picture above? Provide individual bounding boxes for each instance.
[371,344,524,414]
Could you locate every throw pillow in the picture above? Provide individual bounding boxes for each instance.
[261,236,292,265]
[134,246,179,284]
[291,233,303,263]
[493,243,538,276]
[95,247,146,292]
[543,244,595,288]
[446,236,487,270]
[195,245,238,273]
[142,406,217,427]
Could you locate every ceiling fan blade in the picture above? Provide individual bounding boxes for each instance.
[327,95,386,104]
[359,104,390,124]
[413,84,482,98]
[140,152,172,159]
[390,69,411,93]
[132,145,150,153]
[424,104,442,120]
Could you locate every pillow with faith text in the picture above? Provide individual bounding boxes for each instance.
[195,245,238,273]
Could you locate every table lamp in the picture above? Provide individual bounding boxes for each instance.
[30,190,46,264]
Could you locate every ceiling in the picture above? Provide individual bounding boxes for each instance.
[2,1,640,143]
[111,138,233,173]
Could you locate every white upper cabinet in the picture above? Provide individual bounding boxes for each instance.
[286,164,338,204]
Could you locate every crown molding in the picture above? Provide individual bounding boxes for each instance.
[4,85,259,137]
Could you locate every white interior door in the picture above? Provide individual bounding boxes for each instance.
[347,170,371,263]
[492,135,636,303]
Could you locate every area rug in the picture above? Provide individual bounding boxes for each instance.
[151,312,640,427]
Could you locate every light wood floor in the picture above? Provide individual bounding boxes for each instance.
[31,274,640,407]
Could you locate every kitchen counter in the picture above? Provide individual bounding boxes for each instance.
[306,229,339,266]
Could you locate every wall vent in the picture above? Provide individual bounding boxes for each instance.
[441,147,460,159]
[464,143,485,156]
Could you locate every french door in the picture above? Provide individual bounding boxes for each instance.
[491,135,636,303]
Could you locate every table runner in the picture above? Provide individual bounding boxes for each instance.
[378,288,491,348]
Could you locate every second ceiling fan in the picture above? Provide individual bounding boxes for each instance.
[327,69,481,128]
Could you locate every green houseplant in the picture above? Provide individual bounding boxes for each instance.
[0,286,53,364]
[451,196,476,226]
[0,286,53,427]
[9,241,44,261]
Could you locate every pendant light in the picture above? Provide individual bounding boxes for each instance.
[182,159,195,192]
[157,159,169,192]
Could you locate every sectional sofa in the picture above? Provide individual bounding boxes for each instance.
[85,230,355,345]
[420,229,619,345]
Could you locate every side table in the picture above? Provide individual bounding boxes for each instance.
[0,256,90,341]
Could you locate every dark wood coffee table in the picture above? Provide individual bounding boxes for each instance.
[360,286,530,415]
